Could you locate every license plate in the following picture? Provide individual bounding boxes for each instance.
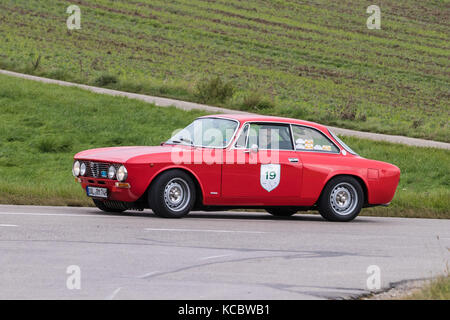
[86,187,108,198]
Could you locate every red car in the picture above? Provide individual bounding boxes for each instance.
[72,114,400,221]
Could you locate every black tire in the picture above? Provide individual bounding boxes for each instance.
[148,170,196,218]
[266,207,298,217]
[318,176,364,222]
[93,199,127,213]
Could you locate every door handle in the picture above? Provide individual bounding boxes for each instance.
[288,158,299,163]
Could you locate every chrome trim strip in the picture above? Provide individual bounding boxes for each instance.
[231,121,294,150]
[328,129,358,155]
[289,124,296,152]
[234,123,250,149]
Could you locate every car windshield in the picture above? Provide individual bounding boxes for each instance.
[166,118,239,148]
[328,130,359,155]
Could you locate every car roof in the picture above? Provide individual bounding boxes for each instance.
[198,114,329,132]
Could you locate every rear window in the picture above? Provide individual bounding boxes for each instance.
[292,125,339,153]
[328,130,358,155]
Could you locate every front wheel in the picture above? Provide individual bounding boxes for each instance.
[318,176,364,222]
[148,170,196,218]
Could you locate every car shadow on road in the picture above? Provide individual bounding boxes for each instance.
[187,212,376,223]
[87,209,375,223]
[187,212,325,222]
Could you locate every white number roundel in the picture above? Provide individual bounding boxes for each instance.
[260,164,280,192]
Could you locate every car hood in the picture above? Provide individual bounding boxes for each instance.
[74,145,181,163]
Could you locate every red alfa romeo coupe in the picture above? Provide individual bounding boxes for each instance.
[72,114,400,221]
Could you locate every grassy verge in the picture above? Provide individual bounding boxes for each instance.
[0,0,448,141]
[406,276,450,300]
[0,74,205,207]
[0,74,448,218]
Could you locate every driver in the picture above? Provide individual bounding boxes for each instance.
[259,127,277,149]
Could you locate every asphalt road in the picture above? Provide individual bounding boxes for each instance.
[0,205,448,300]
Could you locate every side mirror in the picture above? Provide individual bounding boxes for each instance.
[250,144,259,153]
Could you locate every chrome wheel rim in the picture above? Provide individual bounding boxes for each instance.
[164,178,190,212]
[330,182,358,216]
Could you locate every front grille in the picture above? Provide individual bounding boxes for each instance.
[83,161,119,178]
[103,200,129,210]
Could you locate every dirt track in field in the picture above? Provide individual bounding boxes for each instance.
[1,69,449,150]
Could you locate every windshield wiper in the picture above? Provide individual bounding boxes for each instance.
[179,137,193,145]
[167,137,193,145]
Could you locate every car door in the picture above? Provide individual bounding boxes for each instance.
[220,122,303,206]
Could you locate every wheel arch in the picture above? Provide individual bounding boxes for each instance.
[144,166,205,209]
[319,173,369,206]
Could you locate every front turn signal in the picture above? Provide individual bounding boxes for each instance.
[115,182,131,189]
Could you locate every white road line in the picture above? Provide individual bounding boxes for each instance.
[137,271,160,279]
[0,224,18,227]
[105,287,121,300]
[0,211,270,222]
[0,212,109,218]
[144,228,267,234]
[0,210,273,222]
[199,254,232,260]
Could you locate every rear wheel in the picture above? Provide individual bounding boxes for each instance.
[148,170,196,218]
[318,176,363,222]
[93,199,127,213]
[266,207,298,217]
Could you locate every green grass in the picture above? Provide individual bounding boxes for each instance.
[0,0,448,141]
[0,74,449,218]
[0,74,205,206]
[406,276,450,300]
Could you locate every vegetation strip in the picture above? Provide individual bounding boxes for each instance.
[1,69,448,150]
[362,276,450,300]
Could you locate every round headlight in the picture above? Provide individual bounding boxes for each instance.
[80,162,87,176]
[117,165,128,182]
[108,165,116,179]
[72,161,80,177]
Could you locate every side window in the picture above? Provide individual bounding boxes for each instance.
[234,124,249,148]
[248,123,293,150]
[292,125,339,153]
